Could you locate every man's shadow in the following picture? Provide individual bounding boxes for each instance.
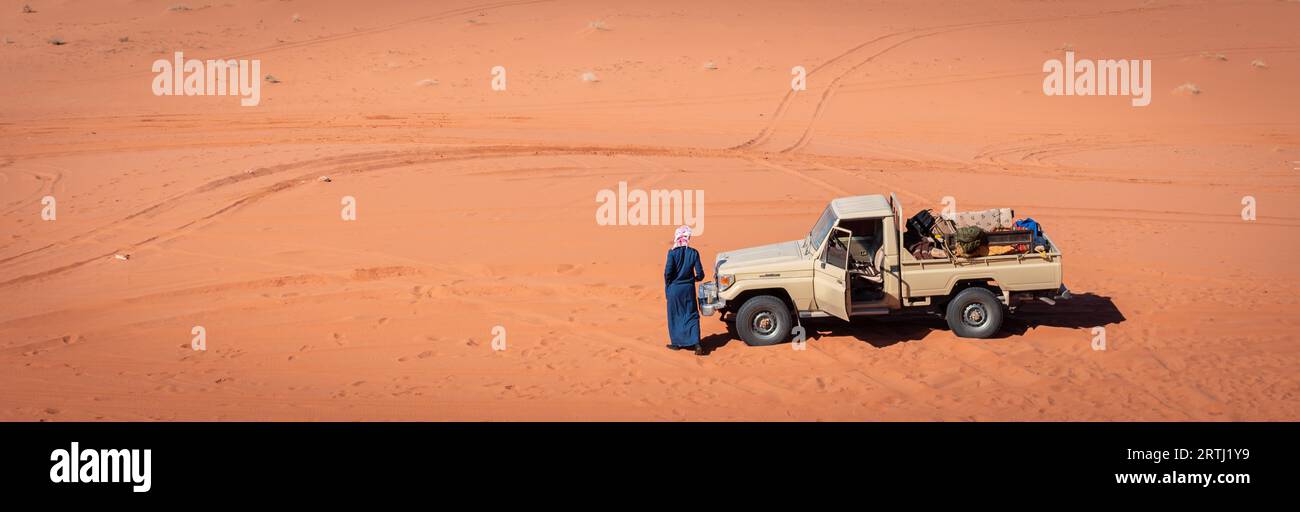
[698,292,1124,353]
[699,321,742,355]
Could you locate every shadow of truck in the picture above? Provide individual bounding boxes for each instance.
[701,292,1124,351]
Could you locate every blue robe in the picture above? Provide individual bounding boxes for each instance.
[664,246,705,347]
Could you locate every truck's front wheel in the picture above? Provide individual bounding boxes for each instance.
[945,288,1004,339]
[736,295,792,346]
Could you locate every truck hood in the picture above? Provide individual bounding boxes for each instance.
[716,239,807,274]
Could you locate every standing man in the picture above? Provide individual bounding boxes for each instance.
[664,225,705,355]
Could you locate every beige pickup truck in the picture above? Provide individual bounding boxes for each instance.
[697,194,1069,345]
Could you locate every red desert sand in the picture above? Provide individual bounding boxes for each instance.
[1,0,1297,420]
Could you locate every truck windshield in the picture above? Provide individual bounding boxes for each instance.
[807,206,838,251]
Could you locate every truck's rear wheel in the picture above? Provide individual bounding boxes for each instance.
[945,288,1003,339]
[736,295,791,346]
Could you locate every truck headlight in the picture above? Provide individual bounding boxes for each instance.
[718,274,736,291]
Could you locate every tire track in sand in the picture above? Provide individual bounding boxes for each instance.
[735,3,1193,154]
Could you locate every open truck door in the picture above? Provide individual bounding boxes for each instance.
[886,192,906,308]
[813,226,853,321]
[889,192,902,250]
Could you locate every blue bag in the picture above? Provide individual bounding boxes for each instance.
[1015,218,1046,248]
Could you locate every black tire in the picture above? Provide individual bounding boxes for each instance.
[944,287,1004,339]
[735,295,793,346]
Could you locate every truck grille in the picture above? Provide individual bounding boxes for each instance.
[698,281,718,302]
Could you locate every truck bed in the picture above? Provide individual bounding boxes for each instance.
[899,235,1063,299]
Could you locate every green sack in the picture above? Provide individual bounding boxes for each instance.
[954,226,985,253]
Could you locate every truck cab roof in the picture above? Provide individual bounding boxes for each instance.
[830,194,893,219]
